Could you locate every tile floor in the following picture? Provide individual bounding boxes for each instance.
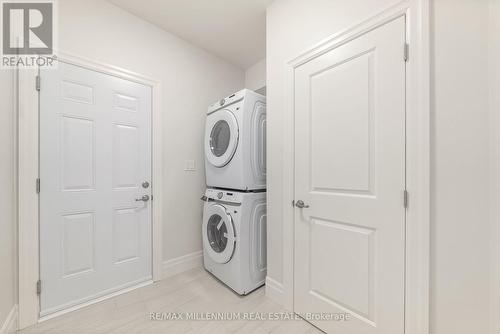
[18,268,322,334]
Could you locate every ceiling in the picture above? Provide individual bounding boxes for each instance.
[108,0,272,69]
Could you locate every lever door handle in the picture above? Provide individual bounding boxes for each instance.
[295,200,310,209]
[135,195,150,202]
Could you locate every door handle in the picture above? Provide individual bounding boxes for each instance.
[135,195,150,202]
[295,200,310,209]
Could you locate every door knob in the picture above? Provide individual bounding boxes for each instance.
[295,200,310,209]
[135,195,150,202]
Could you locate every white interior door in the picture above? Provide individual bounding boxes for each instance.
[40,61,152,316]
[293,17,406,333]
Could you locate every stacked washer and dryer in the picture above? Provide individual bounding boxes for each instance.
[202,89,267,295]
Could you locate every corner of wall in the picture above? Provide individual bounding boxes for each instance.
[244,59,266,92]
[265,276,285,306]
[0,305,18,334]
[161,251,203,279]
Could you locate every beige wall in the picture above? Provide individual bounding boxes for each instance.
[57,0,245,263]
[266,0,493,333]
[489,0,500,333]
[0,69,17,327]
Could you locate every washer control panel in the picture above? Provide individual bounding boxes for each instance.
[204,188,243,205]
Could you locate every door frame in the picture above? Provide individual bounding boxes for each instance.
[17,51,163,328]
[281,1,430,333]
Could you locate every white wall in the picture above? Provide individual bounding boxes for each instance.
[266,0,493,333]
[0,69,17,328]
[245,58,266,92]
[431,1,490,333]
[57,0,245,263]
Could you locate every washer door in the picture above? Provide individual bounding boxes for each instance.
[205,109,239,167]
[203,204,236,264]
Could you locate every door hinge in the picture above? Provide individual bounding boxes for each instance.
[36,178,40,194]
[404,43,409,62]
[404,190,409,208]
[36,280,42,295]
[36,75,41,91]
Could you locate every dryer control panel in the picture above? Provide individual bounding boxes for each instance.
[204,188,243,205]
[207,89,248,115]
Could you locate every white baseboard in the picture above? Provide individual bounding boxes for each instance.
[0,305,18,334]
[265,276,285,306]
[39,279,152,321]
[162,251,203,279]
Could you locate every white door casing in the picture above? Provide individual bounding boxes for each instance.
[39,61,152,315]
[293,16,406,334]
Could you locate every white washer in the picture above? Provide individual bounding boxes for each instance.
[205,89,266,191]
[202,188,267,295]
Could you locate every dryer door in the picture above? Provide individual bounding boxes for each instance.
[203,204,236,264]
[205,109,239,167]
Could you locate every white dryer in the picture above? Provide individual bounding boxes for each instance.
[205,89,266,191]
[201,188,267,295]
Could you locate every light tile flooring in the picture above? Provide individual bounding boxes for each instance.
[19,268,322,334]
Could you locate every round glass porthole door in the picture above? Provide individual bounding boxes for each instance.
[202,204,235,264]
[210,120,231,157]
[205,109,239,167]
[207,214,228,252]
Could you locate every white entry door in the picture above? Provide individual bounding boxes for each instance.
[39,61,152,316]
[293,17,406,333]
